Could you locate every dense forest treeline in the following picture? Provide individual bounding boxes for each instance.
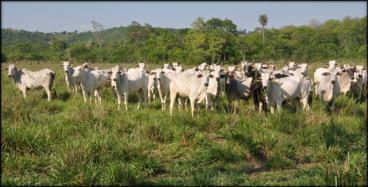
[1,16,366,65]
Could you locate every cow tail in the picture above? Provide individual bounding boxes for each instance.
[49,72,57,98]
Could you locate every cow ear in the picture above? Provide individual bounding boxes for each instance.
[322,72,330,76]
[197,74,203,78]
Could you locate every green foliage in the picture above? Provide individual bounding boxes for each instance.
[2,16,366,64]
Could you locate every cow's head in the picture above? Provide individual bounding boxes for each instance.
[288,62,296,69]
[204,71,221,96]
[81,62,91,70]
[6,64,17,77]
[110,65,122,89]
[211,65,223,81]
[198,62,208,71]
[137,63,146,70]
[328,60,337,69]
[260,72,271,88]
[175,65,184,73]
[322,71,339,85]
[72,66,84,78]
[163,63,172,70]
[61,61,72,73]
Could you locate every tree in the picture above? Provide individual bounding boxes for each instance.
[91,20,105,48]
[258,14,268,45]
[191,17,206,31]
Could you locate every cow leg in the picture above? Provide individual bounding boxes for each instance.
[65,78,71,93]
[81,89,87,102]
[184,98,189,111]
[205,97,210,111]
[169,92,177,116]
[153,90,156,100]
[258,102,263,114]
[276,100,283,112]
[177,97,183,110]
[268,100,275,114]
[45,87,52,101]
[95,90,102,105]
[143,89,148,108]
[89,92,93,103]
[314,84,319,97]
[137,91,142,110]
[21,88,27,98]
[158,88,164,110]
[302,96,309,110]
[295,99,302,112]
[162,95,167,110]
[190,98,196,117]
[94,90,98,104]
[147,90,152,103]
[124,92,128,111]
[117,92,121,111]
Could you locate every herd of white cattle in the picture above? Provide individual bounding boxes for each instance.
[5,60,367,116]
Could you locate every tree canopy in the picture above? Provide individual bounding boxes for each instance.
[1,16,366,64]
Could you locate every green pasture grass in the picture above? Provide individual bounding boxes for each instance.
[1,61,366,185]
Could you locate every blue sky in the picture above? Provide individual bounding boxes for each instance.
[2,1,366,33]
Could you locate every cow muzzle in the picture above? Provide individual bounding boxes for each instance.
[204,83,209,87]
[331,80,336,84]
[358,74,362,78]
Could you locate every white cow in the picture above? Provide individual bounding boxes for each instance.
[316,70,340,110]
[72,66,110,104]
[110,65,149,111]
[351,65,367,101]
[6,64,56,101]
[314,60,338,96]
[266,73,313,113]
[61,61,80,93]
[147,69,159,102]
[336,69,355,95]
[169,70,220,117]
[289,63,308,77]
[155,68,176,110]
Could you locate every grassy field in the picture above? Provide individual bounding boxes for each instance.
[1,61,367,185]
